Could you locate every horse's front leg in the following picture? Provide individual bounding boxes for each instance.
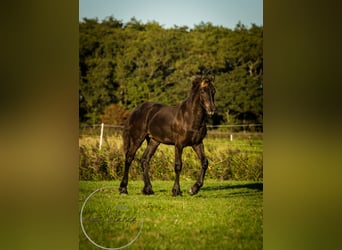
[189,143,208,195]
[172,145,183,196]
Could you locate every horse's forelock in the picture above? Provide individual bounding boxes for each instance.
[191,75,215,93]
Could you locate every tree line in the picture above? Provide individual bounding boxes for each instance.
[79,16,263,129]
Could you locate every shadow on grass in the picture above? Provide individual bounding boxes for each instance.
[157,189,169,193]
[195,183,263,199]
[201,182,263,192]
[152,182,263,198]
[153,182,264,198]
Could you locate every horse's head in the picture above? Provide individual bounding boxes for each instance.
[192,75,216,116]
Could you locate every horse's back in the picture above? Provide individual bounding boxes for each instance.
[126,102,166,124]
[124,102,168,135]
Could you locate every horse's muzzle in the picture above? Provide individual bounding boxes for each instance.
[206,107,216,116]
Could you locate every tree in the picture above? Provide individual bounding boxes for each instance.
[79,17,263,127]
[100,104,130,125]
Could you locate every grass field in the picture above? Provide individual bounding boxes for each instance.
[79,180,263,249]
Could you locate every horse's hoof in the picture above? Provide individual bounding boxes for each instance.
[119,187,128,195]
[142,191,154,195]
[142,187,154,195]
[172,192,182,196]
[189,184,201,195]
[189,188,197,195]
[172,189,182,196]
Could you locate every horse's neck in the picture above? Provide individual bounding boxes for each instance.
[181,94,206,129]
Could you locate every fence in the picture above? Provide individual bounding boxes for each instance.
[79,123,263,149]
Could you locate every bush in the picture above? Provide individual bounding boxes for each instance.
[79,135,263,181]
[79,136,124,180]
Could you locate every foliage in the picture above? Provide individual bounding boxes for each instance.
[79,17,263,126]
[79,180,263,249]
[79,135,263,181]
[100,104,130,125]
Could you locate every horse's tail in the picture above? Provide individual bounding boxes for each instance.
[122,125,130,155]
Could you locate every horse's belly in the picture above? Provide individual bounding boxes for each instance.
[182,130,206,146]
[148,125,175,145]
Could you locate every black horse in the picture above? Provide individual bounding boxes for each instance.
[119,75,216,196]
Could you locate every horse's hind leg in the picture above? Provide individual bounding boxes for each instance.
[119,151,135,194]
[141,138,159,195]
[119,132,145,194]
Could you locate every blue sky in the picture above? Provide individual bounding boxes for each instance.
[79,0,263,29]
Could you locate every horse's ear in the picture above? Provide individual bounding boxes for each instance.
[210,75,215,82]
[191,75,201,85]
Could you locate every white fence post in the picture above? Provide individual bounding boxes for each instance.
[99,123,104,150]
[230,134,233,141]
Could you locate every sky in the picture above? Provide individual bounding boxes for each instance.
[79,0,263,29]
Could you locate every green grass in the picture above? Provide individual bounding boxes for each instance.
[79,180,263,249]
